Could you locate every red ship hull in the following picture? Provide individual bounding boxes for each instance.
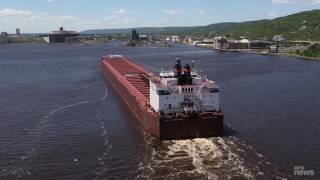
[101,56,223,140]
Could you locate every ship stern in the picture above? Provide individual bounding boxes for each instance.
[159,112,223,140]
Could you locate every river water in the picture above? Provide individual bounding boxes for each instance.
[0,42,319,180]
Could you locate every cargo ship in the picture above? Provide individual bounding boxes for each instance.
[101,55,223,140]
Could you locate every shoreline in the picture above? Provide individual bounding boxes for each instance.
[2,41,320,62]
[213,48,320,62]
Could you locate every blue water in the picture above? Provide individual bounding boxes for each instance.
[0,42,319,180]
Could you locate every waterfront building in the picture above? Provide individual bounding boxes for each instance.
[166,36,180,42]
[49,27,79,43]
[249,40,272,49]
[228,42,249,49]
[131,30,139,41]
[0,32,8,37]
[0,32,9,44]
[139,34,148,41]
[227,39,250,49]
[213,37,228,49]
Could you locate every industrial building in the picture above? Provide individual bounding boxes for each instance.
[49,27,79,43]
[213,37,229,49]
[212,37,271,50]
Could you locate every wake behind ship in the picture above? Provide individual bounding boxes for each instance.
[101,55,223,140]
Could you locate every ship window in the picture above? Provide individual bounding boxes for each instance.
[166,97,168,99]
[210,88,219,93]
[164,104,166,106]
[158,90,170,95]
[191,88,193,91]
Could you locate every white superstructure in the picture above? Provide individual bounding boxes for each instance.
[149,58,220,115]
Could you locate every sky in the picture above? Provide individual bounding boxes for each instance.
[0,0,320,33]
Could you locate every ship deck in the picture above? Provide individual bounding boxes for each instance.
[104,58,151,100]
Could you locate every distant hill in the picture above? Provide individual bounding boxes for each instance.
[195,9,320,41]
[82,10,320,41]
[81,26,198,35]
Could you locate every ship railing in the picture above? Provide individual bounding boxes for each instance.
[159,107,222,119]
[160,108,184,114]
[198,109,223,117]
[161,106,202,115]
[150,76,162,84]
[160,111,188,119]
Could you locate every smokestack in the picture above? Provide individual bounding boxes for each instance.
[174,58,182,76]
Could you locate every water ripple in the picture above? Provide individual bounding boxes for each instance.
[0,89,109,179]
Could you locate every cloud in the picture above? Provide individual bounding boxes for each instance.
[0,8,109,33]
[0,9,33,18]
[104,15,136,24]
[162,9,184,16]
[199,10,206,14]
[272,0,320,4]
[0,8,144,33]
[47,0,55,3]
[111,9,128,15]
[105,8,136,25]
[272,0,293,4]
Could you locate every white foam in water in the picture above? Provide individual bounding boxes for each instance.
[135,137,260,180]
[218,137,255,179]
[99,89,109,101]
[168,138,221,176]
[93,91,118,179]
[98,120,113,153]
[169,138,246,179]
